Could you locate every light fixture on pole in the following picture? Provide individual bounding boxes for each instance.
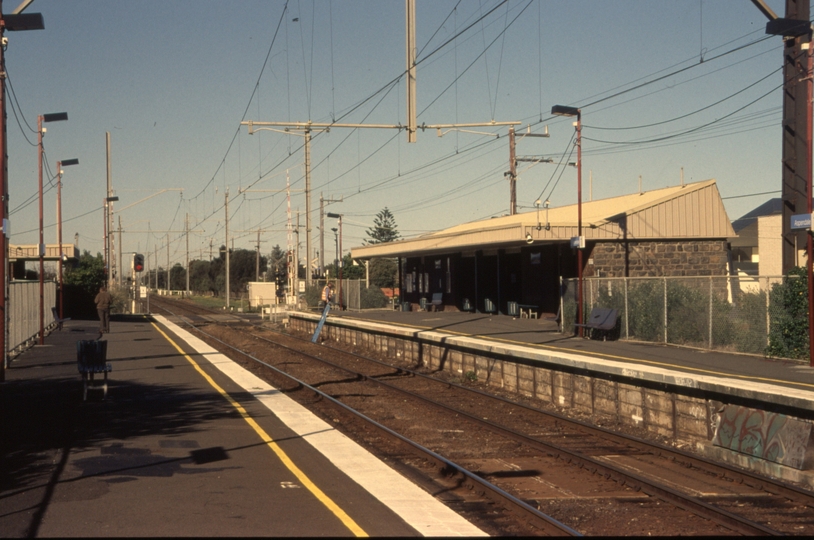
[56,158,78,327]
[327,213,343,310]
[38,112,68,345]
[551,105,583,337]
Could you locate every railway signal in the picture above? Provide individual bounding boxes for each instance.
[134,253,144,272]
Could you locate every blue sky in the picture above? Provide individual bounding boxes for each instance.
[3,1,792,273]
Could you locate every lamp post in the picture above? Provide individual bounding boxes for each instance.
[1,0,46,382]
[104,195,119,289]
[331,227,338,276]
[327,213,343,310]
[38,112,68,345]
[56,158,79,326]
[551,105,583,336]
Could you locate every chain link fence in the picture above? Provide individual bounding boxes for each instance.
[306,279,395,311]
[561,275,798,355]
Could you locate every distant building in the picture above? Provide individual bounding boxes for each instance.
[352,179,735,314]
[729,198,807,277]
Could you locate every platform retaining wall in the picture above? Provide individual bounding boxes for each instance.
[290,313,814,480]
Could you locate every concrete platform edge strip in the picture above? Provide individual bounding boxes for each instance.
[151,315,487,538]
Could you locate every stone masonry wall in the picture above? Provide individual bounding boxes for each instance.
[588,239,729,278]
[291,316,716,446]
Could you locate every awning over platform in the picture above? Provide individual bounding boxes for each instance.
[9,243,80,262]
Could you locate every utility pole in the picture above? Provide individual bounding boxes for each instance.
[117,216,123,288]
[507,126,550,215]
[166,235,170,292]
[751,0,812,273]
[185,213,189,294]
[106,132,113,289]
[320,192,343,275]
[751,0,814,368]
[225,191,230,309]
[508,127,517,215]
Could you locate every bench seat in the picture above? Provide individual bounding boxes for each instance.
[575,307,619,340]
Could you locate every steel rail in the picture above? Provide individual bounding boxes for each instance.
[229,325,781,537]
[278,321,814,510]
[150,303,580,536]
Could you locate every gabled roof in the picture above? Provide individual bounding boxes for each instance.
[352,179,735,259]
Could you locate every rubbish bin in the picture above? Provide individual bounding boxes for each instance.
[402,302,411,312]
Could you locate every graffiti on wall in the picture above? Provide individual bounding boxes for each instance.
[712,405,812,470]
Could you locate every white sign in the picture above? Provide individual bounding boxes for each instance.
[570,236,585,249]
[140,286,147,298]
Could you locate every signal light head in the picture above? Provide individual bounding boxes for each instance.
[134,253,145,272]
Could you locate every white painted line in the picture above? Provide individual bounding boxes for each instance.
[153,315,486,537]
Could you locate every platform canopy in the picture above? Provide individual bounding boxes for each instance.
[352,179,735,260]
[9,243,80,262]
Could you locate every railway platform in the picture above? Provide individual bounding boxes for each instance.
[292,308,814,488]
[0,316,485,537]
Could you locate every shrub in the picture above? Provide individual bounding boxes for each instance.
[766,268,808,359]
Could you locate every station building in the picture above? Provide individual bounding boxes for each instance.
[351,179,736,316]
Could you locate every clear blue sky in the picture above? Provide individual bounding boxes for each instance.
[4,0,791,273]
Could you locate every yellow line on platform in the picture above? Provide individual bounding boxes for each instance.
[152,322,368,537]
[373,319,814,392]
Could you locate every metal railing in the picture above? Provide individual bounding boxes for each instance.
[8,280,57,356]
[561,275,794,356]
[307,279,395,311]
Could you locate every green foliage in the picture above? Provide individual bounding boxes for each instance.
[766,268,808,359]
[64,251,105,296]
[188,260,214,293]
[361,286,388,309]
[726,290,768,354]
[369,258,397,288]
[624,280,663,341]
[365,207,400,244]
[305,284,322,308]
[268,245,287,278]
[463,370,477,383]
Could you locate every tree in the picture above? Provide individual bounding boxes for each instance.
[365,207,400,244]
[370,258,397,288]
[64,250,105,295]
[365,208,400,289]
[269,245,287,279]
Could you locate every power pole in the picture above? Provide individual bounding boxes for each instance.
[166,235,170,292]
[510,126,552,213]
[752,0,812,272]
[117,216,123,288]
[508,127,517,215]
[185,213,189,294]
[225,191,230,309]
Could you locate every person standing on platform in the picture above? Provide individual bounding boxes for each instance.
[320,282,334,309]
[95,286,112,335]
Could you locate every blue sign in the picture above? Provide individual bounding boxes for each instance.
[791,213,813,230]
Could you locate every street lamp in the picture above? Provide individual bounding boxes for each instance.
[327,213,343,310]
[331,227,338,276]
[1,4,46,382]
[56,158,79,327]
[38,112,68,345]
[551,105,583,336]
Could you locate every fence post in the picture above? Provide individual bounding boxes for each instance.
[622,277,630,339]
[663,277,668,344]
[708,276,713,349]
[765,276,770,347]
[559,276,564,334]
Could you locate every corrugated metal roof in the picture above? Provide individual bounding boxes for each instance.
[352,179,735,259]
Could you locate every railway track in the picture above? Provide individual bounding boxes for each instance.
[150,297,814,535]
